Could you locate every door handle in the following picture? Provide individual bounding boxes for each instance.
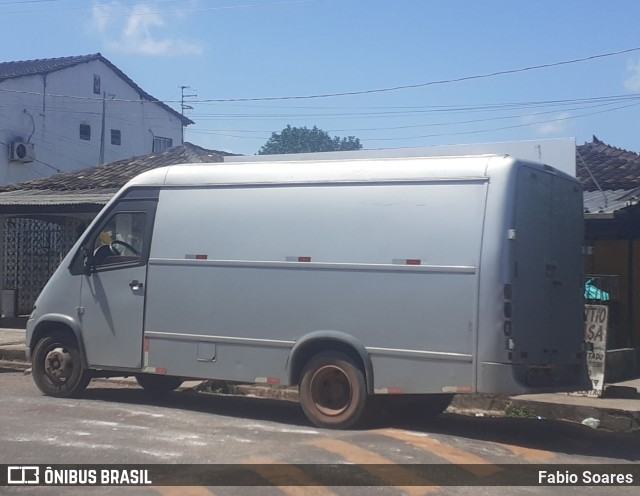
[129,280,143,290]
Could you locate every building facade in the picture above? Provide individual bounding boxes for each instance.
[578,136,640,379]
[0,53,192,186]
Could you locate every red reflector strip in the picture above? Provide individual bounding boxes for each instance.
[156,368,168,375]
[406,259,421,265]
[255,377,281,384]
[144,338,150,352]
[285,256,312,262]
[185,254,208,260]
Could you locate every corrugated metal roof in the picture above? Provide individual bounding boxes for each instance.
[583,188,640,218]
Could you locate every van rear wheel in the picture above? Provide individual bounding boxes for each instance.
[135,374,183,394]
[299,352,367,429]
[32,331,91,398]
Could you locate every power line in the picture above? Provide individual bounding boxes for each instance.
[188,95,640,121]
[1,0,329,17]
[0,0,70,5]
[188,46,640,102]
[3,92,639,123]
[187,99,640,142]
[188,93,640,111]
[2,47,639,105]
[363,101,640,142]
[326,99,640,132]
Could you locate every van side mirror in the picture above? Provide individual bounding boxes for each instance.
[81,247,92,275]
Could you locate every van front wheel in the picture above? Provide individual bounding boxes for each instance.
[299,352,367,429]
[32,332,91,398]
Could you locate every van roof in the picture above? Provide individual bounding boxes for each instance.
[125,154,516,188]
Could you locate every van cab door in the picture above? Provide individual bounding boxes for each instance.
[77,195,157,369]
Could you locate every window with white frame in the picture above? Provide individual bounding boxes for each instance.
[152,137,173,152]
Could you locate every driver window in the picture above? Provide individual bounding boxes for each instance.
[92,212,146,266]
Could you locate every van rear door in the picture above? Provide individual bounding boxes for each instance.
[511,166,583,365]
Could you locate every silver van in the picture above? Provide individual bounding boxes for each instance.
[26,155,589,428]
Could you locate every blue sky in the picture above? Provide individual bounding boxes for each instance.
[3,0,640,155]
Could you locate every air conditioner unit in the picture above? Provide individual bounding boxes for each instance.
[9,141,35,163]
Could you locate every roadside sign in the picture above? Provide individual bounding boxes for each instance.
[573,305,608,397]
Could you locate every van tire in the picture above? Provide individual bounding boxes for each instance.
[299,351,367,429]
[32,331,91,398]
[135,374,183,394]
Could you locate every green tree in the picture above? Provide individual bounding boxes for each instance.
[257,125,362,155]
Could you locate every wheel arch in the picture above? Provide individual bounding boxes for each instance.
[29,315,88,369]
[287,331,374,395]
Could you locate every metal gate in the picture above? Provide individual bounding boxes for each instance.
[3,217,81,316]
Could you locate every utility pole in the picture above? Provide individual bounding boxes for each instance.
[99,92,106,164]
[180,85,197,143]
[99,92,115,164]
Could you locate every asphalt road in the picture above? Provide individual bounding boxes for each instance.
[1,368,638,495]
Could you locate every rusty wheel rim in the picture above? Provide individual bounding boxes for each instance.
[44,346,73,385]
[309,365,352,417]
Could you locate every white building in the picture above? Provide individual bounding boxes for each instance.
[0,53,192,185]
